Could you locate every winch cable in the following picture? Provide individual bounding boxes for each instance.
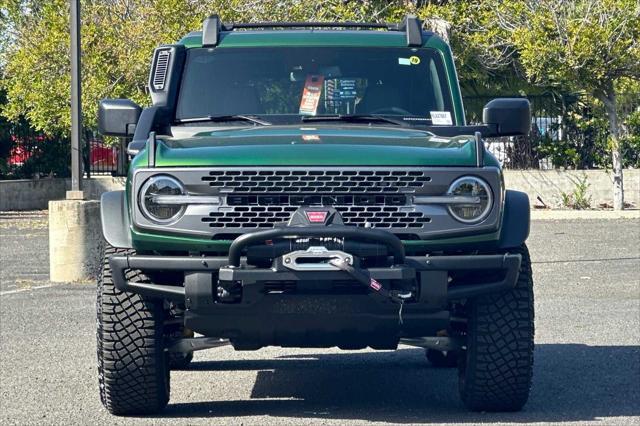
[329,258,412,324]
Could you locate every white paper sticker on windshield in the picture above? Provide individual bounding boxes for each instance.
[398,58,411,66]
[430,111,453,125]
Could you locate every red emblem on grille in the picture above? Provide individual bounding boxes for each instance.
[305,211,328,223]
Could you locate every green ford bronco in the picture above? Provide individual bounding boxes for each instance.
[96,14,534,415]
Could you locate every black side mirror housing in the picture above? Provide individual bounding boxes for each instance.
[482,98,531,136]
[98,99,142,137]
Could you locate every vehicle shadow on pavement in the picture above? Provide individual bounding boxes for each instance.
[158,344,640,423]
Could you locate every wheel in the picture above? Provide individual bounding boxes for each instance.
[96,245,170,415]
[458,244,534,412]
[426,349,459,368]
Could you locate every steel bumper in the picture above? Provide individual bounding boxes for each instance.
[109,253,521,302]
[108,226,521,348]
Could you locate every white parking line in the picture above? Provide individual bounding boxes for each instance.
[0,284,55,296]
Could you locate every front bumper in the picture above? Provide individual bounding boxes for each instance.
[109,225,521,349]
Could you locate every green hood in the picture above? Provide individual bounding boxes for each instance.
[146,126,485,167]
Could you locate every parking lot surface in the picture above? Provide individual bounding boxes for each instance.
[0,212,639,425]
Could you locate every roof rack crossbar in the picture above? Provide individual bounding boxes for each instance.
[226,22,391,30]
[201,14,424,48]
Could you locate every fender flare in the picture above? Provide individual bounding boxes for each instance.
[498,190,530,249]
[100,190,132,249]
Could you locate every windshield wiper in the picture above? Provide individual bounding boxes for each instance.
[176,115,271,126]
[301,114,408,126]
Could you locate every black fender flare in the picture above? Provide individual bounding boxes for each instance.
[100,190,132,249]
[498,190,530,249]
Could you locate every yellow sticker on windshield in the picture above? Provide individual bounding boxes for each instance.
[410,56,421,65]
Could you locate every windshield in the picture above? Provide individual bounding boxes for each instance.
[176,46,455,126]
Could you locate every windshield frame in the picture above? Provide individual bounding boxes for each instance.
[174,46,458,128]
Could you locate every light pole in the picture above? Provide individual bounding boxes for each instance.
[68,0,83,198]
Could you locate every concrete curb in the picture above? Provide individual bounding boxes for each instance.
[531,209,640,220]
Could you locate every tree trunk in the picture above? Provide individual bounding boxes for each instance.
[599,88,624,210]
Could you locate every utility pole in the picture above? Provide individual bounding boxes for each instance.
[68,0,83,198]
[50,0,97,283]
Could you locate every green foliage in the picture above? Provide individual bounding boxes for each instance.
[0,0,420,136]
[475,0,640,94]
[1,0,207,135]
[417,1,533,95]
[620,111,640,168]
[536,100,610,169]
[560,174,592,210]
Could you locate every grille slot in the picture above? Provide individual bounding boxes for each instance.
[202,169,431,193]
[152,49,171,90]
[226,194,407,207]
[202,205,431,229]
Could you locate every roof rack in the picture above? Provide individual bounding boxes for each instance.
[202,14,423,48]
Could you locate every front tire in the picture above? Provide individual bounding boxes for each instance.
[458,244,534,412]
[97,245,170,415]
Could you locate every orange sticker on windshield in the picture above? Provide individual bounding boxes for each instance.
[299,75,324,116]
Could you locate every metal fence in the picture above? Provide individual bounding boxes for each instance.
[85,131,128,177]
[464,93,640,170]
[464,94,567,169]
[1,120,128,179]
[0,119,71,179]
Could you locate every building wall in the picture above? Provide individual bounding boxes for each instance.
[504,169,639,208]
[0,176,125,211]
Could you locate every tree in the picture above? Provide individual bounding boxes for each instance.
[0,0,417,136]
[0,0,209,135]
[471,0,640,209]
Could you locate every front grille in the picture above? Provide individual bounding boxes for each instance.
[202,169,432,193]
[202,205,431,229]
[197,168,434,232]
[133,166,502,240]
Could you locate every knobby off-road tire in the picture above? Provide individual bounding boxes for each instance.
[458,244,534,412]
[97,245,169,415]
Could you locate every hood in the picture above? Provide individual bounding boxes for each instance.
[151,125,481,167]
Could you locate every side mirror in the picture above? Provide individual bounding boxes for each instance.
[98,99,142,137]
[482,98,531,136]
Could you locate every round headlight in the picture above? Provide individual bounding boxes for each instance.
[447,176,493,223]
[139,175,186,223]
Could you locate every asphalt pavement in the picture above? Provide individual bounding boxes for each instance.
[0,212,639,425]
